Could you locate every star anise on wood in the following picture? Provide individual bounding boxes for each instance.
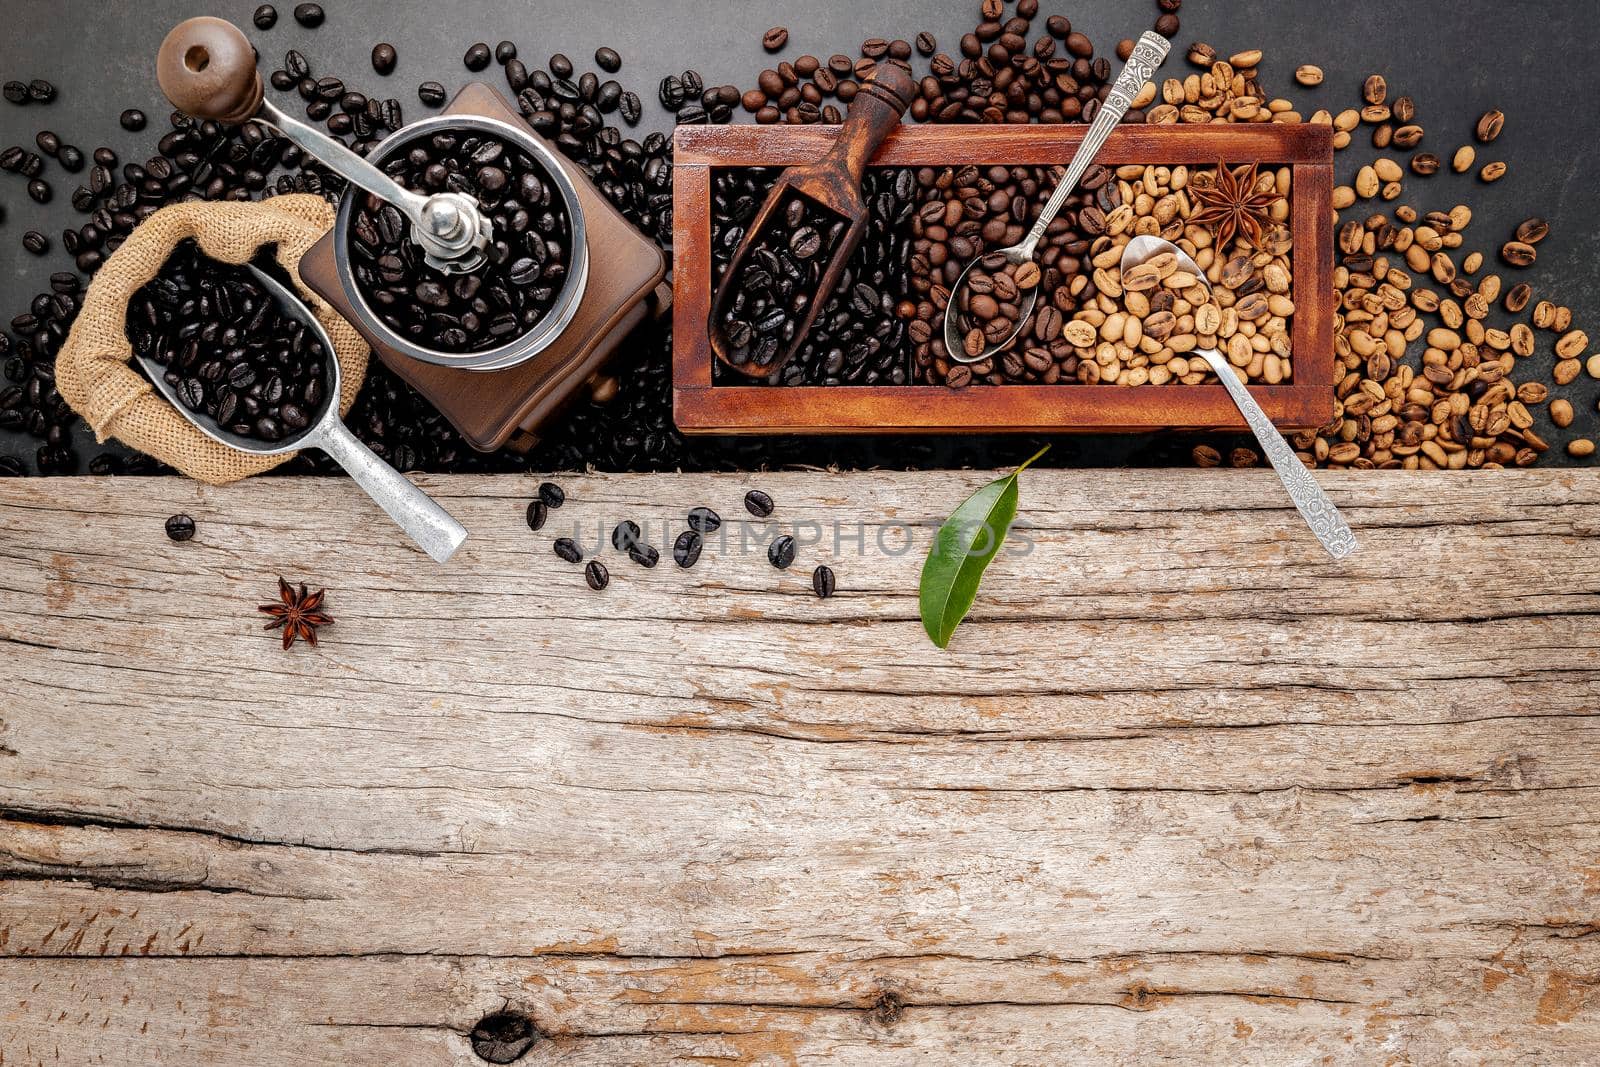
[1189,162,1282,254]
[258,577,333,650]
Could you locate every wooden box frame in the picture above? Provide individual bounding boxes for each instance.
[671,124,1333,435]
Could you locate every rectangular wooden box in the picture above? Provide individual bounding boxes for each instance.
[671,123,1334,435]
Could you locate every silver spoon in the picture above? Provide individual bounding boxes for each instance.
[945,31,1171,365]
[1119,235,1358,560]
[135,265,469,564]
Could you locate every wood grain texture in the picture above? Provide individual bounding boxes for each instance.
[672,123,1335,435]
[2,471,1599,1065]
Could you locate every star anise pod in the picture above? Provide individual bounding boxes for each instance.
[258,577,333,650]
[1188,162,1282,255]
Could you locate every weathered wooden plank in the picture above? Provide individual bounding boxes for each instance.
[2,471,1598,1064]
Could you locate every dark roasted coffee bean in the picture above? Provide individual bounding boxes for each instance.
[549,53,574,78]
[2,81,26,105]
[763,27,789,52]
[595,46,621,73]
[253,4,278,29]
[811,564,836,598]
[371,43,397,75]
[56,144,83,172]
[27,179,50,204]
[744,489,774,517]
[27,80,55,103]
[35,130,59,156]
[525,499,548,531]
[687,506,720,533]
[584,560,610,590]
[618,91,641,125]
[673,529,703,568]
[768,534,797,570]
[611,520,641,551]
[120,109,147,131]
[22,230,49,255]
[464,43,492,71]
[293,3,324,28]
[164,514,197,542]
[538,481,565,507]
[916,32,937,55]
[552,537,582,563]
[417,81,446,107]
[627,542,660,568]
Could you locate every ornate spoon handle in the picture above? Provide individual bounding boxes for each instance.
[1197,348,1359,560]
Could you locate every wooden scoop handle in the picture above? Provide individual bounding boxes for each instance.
[157,17,264,126]
[821,61,915,187]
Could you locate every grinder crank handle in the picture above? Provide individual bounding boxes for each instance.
[817,60,916,189]
[156,18,430,220]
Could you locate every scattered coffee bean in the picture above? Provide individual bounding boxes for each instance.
[464,43,492,72]
[552,537,582,563]
[417,81,446,107]
[687,506,720,533]
[2,81,26,105]
[293,3,324,28]
[253,4,278,29]
[27,79,55,104]
[628,542,660,568]
[56,144,82,172]
[768,534,796,569]
[584,559,610,590]
[1515,217,1549,245]
[915,32,937,56]
[119,109,146,131]
[538,481,565,507]
[34,130,58,156]
[1505,282,1532,313]
[744,489,775,517]
[1551,398,1574,429]
[22,230,48,255]
[1500,241,1536,268]
[763,27,789,52]
[595,47,621,73]
[125,241,330,446]
[673,529,703,568]
[612,519,640,550]
[495,41,518,64]
[811,564,835,598]
[1475,108,1505,143]
[371,43,397,76]
[164,513,196,542]
[526,499,548,531]
[1295,65,1323,87]
[1479,161,1507,183]
[27,180,50,204]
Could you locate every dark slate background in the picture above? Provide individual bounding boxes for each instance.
[3,0,1596,472]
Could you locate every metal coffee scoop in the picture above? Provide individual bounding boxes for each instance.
[945,31,1170,364]
[157,17,490,274]
[1119,235,1358,560]
[135,264,469,564]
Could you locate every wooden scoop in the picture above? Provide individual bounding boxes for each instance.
[710,61,914,377]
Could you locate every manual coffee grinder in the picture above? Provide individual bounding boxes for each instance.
[157,18,669,453]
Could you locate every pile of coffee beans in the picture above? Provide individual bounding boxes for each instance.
[711,167,914,385]
[348,128,572,353]
[125,241,328,444]
[713,192,847,372]
[908,164,1103,385]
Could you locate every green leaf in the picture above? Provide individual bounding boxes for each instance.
[919,446,1049,649]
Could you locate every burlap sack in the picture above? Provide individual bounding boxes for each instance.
[56,195,368,484]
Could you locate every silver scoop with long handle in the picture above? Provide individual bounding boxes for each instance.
[1119,235,1358,560]
[134,265,469,564]
[945,31,1171,364]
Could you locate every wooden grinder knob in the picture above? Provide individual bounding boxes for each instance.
[156,17,264,126]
